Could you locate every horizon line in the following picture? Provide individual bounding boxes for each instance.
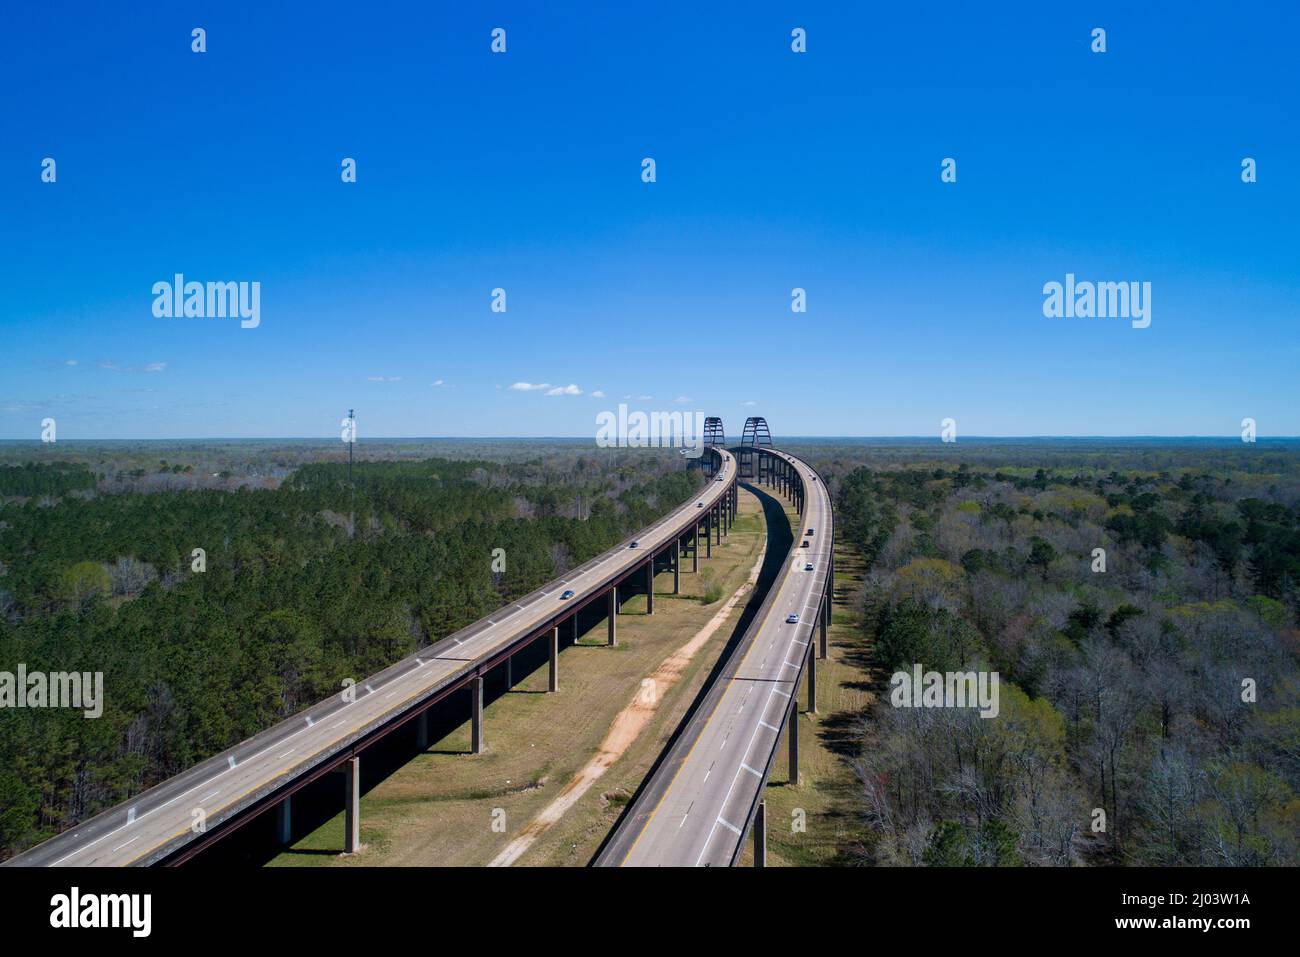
[3,435,1300,444]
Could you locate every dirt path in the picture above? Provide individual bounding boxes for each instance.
[487,543,768,867]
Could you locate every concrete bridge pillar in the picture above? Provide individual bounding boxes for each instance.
[276,795,291,846]
[819,593,828,659]
[673,538,680,594]
[344,757,360,853]
[549,626,559,692]
[788,696,799,786]
[753,800,767,867]
[608,588,617,646]
[417,708,429,749]
[646,559,654,615]
[807,642,817,714]
[471,676,484,754]
[692,526,699,572]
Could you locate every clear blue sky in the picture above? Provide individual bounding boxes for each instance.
[2,1,1296,439]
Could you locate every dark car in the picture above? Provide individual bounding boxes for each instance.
[630,541,640,549]
[560,589,575,600]
[806,528,815,536]
[801,541,810,548]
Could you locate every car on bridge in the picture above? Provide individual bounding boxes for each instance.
[804,563,814,571]
[806,528,815,535]
[630,541,640,549]
[696,502,704,507]
[786,613,800,624]
[801,540,810,548]
[560,589,575,600]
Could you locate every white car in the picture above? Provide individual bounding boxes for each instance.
[786,613,800,624]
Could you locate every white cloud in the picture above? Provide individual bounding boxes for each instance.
[99,359,167,374]
[637,394,653,401]
[509,381,551,392]
[741,400,757,406]
[431,379,446,387]
[590,390,606,398]
[367,375,402,382]
[673,395,692,404]
[545,384,582,396]
[65,359,78,366]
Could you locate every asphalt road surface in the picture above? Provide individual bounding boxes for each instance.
[598,449,832,866]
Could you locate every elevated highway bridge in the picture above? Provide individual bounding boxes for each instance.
[9,417,833,868]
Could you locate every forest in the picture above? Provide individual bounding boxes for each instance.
[802,441,1300,867]
[0,445,700,859]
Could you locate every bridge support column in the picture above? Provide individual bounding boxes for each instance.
[808,642,817,714]
[608,588,617,646]
[673,539,680,594]
[344,757,360,853]
[706,511,713,558]
[573,614,579,645]
[276,795,291,846]
[646,559,654,615]
[692,526,699,572]
[754,800,766,868]
[417,708,429,749]
[787,696,799,786]
[819,594,828,659]
[504,655,513,690]
[471,676,484,754]
[549,626,559,692]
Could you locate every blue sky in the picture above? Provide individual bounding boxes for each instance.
[1,1,1296,439]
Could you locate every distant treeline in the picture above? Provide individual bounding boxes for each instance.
[0,455,699,859]
[0,463,96,498]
